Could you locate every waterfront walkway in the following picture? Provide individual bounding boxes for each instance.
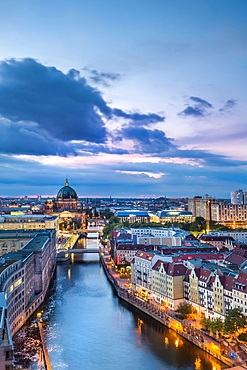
[100,254,247,368]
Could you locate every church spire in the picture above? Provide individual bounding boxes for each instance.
[65,176,69,186]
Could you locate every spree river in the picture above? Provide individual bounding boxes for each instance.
[36,236,226,370]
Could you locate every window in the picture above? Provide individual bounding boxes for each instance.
[5,350,13,360]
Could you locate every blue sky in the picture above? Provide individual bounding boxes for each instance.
[0,0,247,198]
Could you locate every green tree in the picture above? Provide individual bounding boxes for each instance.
[225,308,247,334]
[211,318,224,339]
[200,318,212,331]
[108,216,119,224]
[176,302,193,319]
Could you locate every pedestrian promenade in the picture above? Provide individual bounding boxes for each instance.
[100,253,247,368]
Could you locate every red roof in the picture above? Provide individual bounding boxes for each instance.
[152,260,187,276]
[225,252,247,266]
[135,250,154,261]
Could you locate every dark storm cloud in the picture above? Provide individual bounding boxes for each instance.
[219,99,236,112]
[117,126,175,154]
[0,119,77,156]
[0,58,165,156]
[178,96,213,117]
[0,58,108,143]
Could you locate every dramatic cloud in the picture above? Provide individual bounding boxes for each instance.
[117,126,175,154]
[0,119,77,156]
[178,96,213,117]
[0,58,165,156]
[0,58,108,143]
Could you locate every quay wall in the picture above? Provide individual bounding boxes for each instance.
[100,255,241,368]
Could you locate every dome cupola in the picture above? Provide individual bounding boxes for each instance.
[57,178,78,201]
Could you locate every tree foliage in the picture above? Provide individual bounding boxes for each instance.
[210,318,224,334]
[225,308,247,334]
[200,318,212,331]
[176,302,193,319]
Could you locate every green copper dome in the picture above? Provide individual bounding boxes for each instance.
[57,178,78,200]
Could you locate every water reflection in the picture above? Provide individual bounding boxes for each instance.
[43,235,225,370]
[14,234,227,370]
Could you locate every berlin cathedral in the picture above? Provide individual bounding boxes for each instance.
[45,178,82,212]
[45,178,86,230]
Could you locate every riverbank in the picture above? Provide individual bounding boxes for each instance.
[100,253,247,368]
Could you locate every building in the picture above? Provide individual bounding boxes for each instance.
[115,210,150,223]
[152,261,187,309]
[0,294,13,370]
[0,230,56,337]
[156,210,194,224]
[231,189,245,205]
[0,230,38,256]
[198,235,234,250]
[217,204,247,227]
[131,250,156,292]
[45,178,82,213]
[0,229,56,370]
[0,214,59,232]
[187,196,219,222]
[188,196,247,227]
[208,231,247,243]
[55,178,79,211]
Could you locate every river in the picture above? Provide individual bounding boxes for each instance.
[14,235,226,370]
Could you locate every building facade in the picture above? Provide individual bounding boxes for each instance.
[0,215,59,232]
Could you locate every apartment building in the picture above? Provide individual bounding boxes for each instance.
[131,250,157,292]
[0,294,13,370]
[209,231,247,243]
[152,261,187,310]
[187,196,219,221]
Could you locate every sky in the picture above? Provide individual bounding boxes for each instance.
[0,0,247,198]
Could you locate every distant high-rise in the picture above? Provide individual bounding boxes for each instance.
[231,189,244,204]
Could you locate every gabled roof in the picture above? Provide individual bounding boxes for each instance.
[219,275,235,291]
[197,268,212,282]
[152,260,187,276]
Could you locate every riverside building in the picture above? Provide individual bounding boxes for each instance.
[0,229,56,365]
[0,214,59,232]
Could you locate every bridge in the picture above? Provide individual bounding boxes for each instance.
[76,228,102,233]
[56,247,110,261]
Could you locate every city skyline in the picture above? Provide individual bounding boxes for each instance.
[0,0,247,197]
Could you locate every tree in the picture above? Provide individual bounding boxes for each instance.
[200,318,212,331]
[176,302,193,319]
[225,308,247,334]
[210,318,224,339]
[108,216,119,224]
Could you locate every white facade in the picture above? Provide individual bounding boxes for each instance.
[208,230,247,243]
